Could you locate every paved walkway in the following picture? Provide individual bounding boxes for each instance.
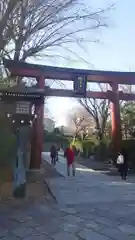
[1,153,135,239]
[42,152,135,240]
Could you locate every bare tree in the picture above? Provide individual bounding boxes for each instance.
[0,0,19,53]
[79,84,110,140]
[2,0,113,63]
[67,106,95,139]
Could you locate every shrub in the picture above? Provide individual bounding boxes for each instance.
[43,130,69,149]
[104,139,135,165]
[82,138,111,161]
[70,139,83,152]
[122,140,135,168]
[82,140,96,157]
[95,140,108,161]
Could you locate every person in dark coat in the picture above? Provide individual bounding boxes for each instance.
[50,145,57,166]
[118,148,128,180]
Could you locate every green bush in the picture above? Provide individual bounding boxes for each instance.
[95,140,108,161]
[82,138,111,160]
[105,139,135,165]
[122,140,135,167]
[43,130,69,149]
[82,140,96,157]
[70,139,83,152]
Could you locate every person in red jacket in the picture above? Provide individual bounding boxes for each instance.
[64,145,75,176]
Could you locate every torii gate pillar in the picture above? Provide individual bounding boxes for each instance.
[29,76,44,169]
[111,82,122,155]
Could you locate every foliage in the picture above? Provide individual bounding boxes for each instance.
[82,139,96,157]
[121,102,135,139]
[122,140,135,168]
[69,136,98,157]
[43,130,69,144]
[95,138,111,161]
[73,136,111,160]
[82,137,110,160]
[70,139,83,152]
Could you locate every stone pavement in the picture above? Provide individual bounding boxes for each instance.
[1,154,135,240]
[42,152,135,239]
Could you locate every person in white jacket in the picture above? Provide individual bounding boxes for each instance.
[117,148,128,180]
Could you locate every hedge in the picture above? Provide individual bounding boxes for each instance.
[82,140,96,157]
[122,140,135,167]
[43,131,69,148]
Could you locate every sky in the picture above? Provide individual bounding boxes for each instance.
[45,0,135,126]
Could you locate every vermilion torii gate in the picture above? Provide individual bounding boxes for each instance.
[3,59,135,169]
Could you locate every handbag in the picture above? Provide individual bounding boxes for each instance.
[117,154,124,164]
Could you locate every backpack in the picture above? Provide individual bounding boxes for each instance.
[117,154,124,164]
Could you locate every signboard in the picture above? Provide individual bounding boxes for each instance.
[0,91,43,102]
[74,75,87,97]
[16,101,30,115]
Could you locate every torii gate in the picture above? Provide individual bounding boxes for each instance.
[3,59,135,169]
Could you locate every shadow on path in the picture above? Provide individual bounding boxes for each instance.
[43,159,64,179]
[77,157,134,177]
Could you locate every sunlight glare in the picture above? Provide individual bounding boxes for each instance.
[76,167,96,172]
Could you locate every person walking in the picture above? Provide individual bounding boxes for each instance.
[50,145,57,167]
[64,145,75,176]
[117,148,128,180]
[56,147,59,162]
